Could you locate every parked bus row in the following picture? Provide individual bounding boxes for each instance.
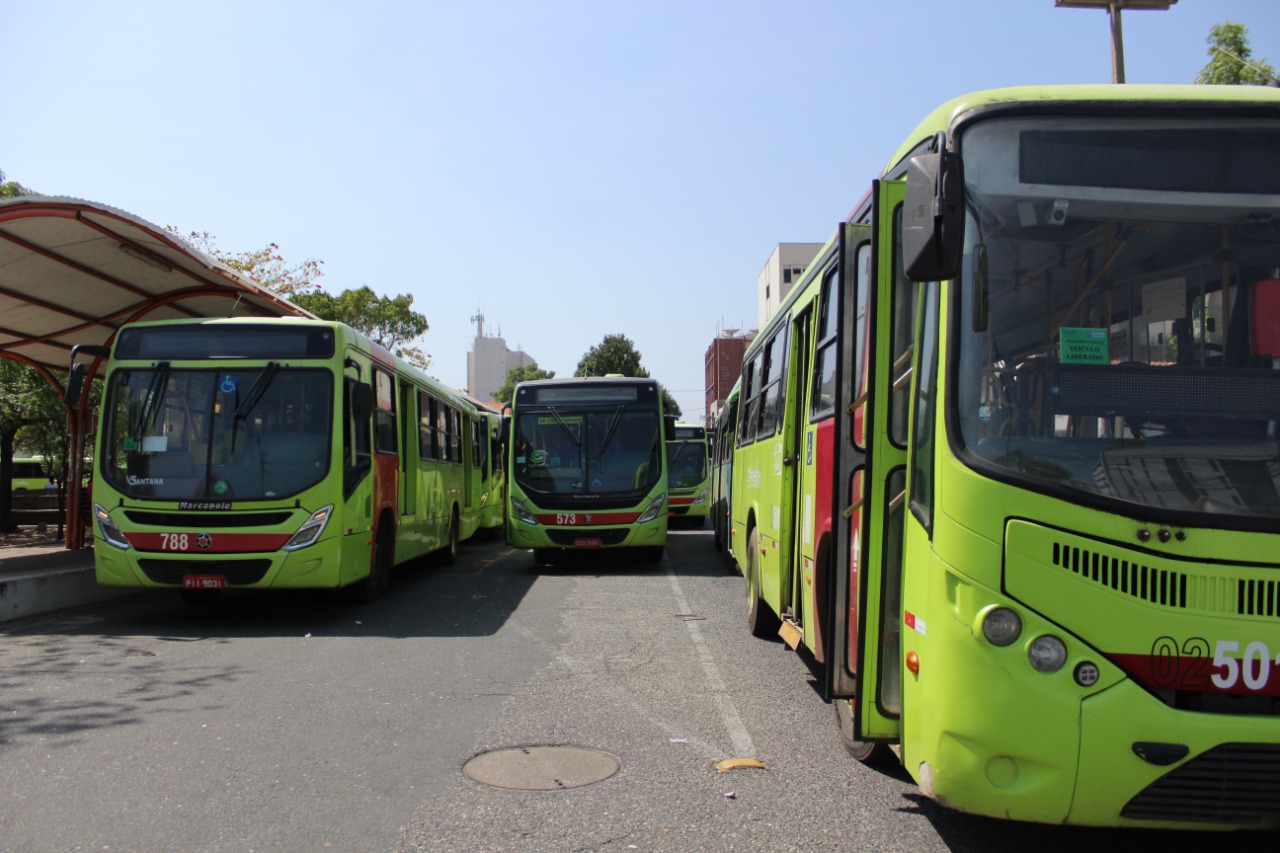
[712,84,1280,829]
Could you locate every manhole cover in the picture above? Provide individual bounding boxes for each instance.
[463,745,620,791]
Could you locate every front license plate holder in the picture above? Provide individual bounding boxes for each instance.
[574,538,603,548]
[182,575,225,590]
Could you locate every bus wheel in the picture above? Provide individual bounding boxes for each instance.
[640,546,664,564]
[833,698,895,765]
[435,511,459,566]
[350,525,393,603]
[745,528,780,638]
[533,548,552,567]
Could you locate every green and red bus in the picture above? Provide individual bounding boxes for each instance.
[729,84,1280,828]
[504,376,673,565]
[708,379,739,559]
[80,316,487,603]
[666,421,711,527]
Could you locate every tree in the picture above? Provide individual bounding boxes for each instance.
[1196,22,1278,86]
[575,334,681,418]
[166,228,325,298]
[494,363,555,406]
[292,287,432,371]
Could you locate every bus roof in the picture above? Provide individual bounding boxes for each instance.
[883,83,1280,178]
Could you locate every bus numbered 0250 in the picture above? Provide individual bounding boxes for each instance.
[503,376,674,565]
[72,317,501,604]
[728,84,1280,829]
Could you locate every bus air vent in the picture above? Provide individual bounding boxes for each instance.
[1051,542,1280,619]
[1122,742,1280,824]
[1051,542,1188,609]
[137,559,272,585]
[125,510,294,528]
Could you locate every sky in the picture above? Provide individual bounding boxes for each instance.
[7,0,1280,420]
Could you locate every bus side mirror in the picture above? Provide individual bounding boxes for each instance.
[500,416,510,446]
[903,143,964,282]
[664,415,677,442]
[66,344,111,407]
[351,382,374,421]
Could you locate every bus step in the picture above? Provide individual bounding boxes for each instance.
[778,618,802,651]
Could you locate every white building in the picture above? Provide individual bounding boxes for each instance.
[466,312,537,403]
[758,243,823,327]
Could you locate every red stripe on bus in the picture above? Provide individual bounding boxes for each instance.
[533,512,641,525]
[126,532,293,553]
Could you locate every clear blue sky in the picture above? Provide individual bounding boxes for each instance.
[7,1,1279,419]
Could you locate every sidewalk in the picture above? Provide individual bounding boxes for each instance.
[0,536,138,624]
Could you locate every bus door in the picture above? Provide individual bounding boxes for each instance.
[784,301,814,639]
[830,179,910,746]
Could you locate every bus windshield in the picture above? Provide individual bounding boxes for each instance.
[511,405,661,497]
[955,115,1280,521]
[668,435,707,489]
[101,366,333,502]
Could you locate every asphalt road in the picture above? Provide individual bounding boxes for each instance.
[1,528,1276,852]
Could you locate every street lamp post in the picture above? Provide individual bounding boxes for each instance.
[1054,0,1178,84]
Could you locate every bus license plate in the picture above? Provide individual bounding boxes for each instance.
[574,537,603,548]
[183,575,225,590]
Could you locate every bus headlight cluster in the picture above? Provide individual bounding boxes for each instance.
[512,497,539,526]
[636,493,666,524]
[1028,635,1068,673]
[94,503,131,551]
[692,488,709,506]
[981,607,1021,646]
[282,505,333,552]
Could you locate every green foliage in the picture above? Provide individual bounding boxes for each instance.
[0,168,35,198]
[574,334,680,418]
[291,287,431,371]
[166,228,326,298]
[1196,22,1278,85]
[495,363,555,405]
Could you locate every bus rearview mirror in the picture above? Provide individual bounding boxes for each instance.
[903,145,964,282]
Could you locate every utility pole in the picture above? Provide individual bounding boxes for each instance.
[1054,0,1178,84]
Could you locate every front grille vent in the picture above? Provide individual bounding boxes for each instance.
[125,510,294,528]
[1051,542,1280,619]
[137,559,272,585]
[1052,542,1188,608]
[1122,742,1280,824]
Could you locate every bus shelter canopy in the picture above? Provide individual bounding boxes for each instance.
[0,195,309,376]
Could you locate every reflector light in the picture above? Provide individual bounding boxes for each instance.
[906,651,920,675]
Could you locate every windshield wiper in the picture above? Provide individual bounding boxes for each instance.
[235,362,280,422]
[598,405,625,454]
[546,406,581,447]
[131,362,170,443]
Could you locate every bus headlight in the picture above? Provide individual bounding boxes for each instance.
[94,503,131,551]
[282,505,333,552]
[512,496,539,525]
[692,488,709,505]
[636,493,666,524]
[981,606,1021,647]
[1028,635,1068,673]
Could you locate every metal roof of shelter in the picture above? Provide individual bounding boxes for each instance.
[0,195,310,378]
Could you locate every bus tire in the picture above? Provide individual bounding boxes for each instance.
[533,548,552,567]
[834,699,895,765]
[746,527,780,639]
[434,509,459,566]
[348,523,393,604]
[640,546,664,564]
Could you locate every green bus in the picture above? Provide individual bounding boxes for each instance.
[11,455,54,491]
[79,317,488,603]
[666,422,711,527]
[467,402,506,537]
[708,380,739,559]
[730,84,1280,828]
[504,376,672,565]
